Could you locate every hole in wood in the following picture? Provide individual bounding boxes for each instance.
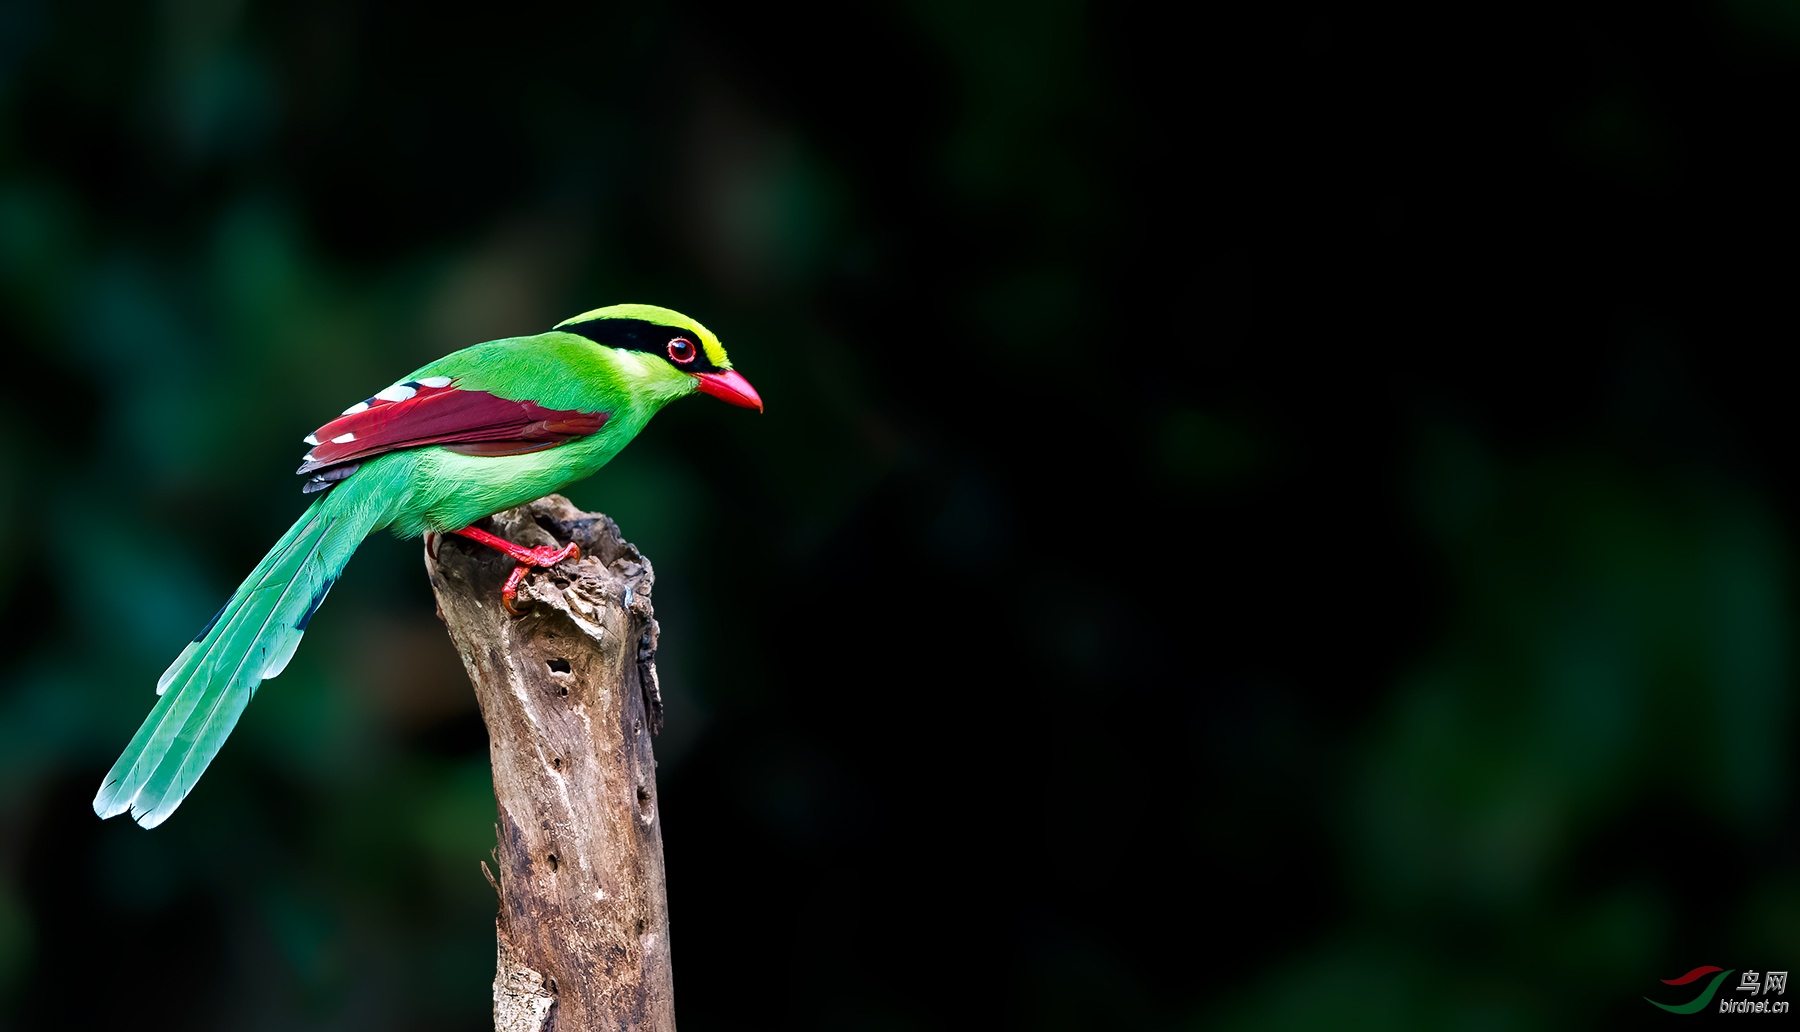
[548,658,571,674]
[553,578,569,589]
[636,785,650,810]
[552,756,562,770]
[636,918,646,935]
[546,978,557,993]
[547,853,559,871]
[559,686,569,696]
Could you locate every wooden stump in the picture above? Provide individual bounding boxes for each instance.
[425,495,674,1032]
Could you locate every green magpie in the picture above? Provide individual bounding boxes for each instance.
[94,304,761,829]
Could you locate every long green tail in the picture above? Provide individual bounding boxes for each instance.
[93,489,379,828]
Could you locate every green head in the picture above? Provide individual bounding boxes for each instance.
[553,303,762,412]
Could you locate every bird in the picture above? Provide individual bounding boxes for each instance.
[93,303,761,829]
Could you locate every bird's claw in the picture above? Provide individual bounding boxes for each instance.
[523,542,580,567]
[499,542,580,617]
[502,566,530,617]
[447,525,581,615]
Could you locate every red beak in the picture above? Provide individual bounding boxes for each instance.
[693,369,763,412]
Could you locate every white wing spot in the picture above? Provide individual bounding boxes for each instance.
[375,384,417,402]
[341,401,370,416]
[331,432,356,444]
[303,433,320,446]
[417,376,453,388]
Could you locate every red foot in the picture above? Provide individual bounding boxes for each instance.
[451,525,581,616]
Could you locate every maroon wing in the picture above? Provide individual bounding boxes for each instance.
[296,377,607,493]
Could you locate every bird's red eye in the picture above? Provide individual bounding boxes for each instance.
[666,338,697,364]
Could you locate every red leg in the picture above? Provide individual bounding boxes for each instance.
[451,525,581,616]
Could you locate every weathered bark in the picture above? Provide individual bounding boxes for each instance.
[425,495,674,1032]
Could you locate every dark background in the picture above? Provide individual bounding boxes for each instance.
[2,1,1798,1028]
